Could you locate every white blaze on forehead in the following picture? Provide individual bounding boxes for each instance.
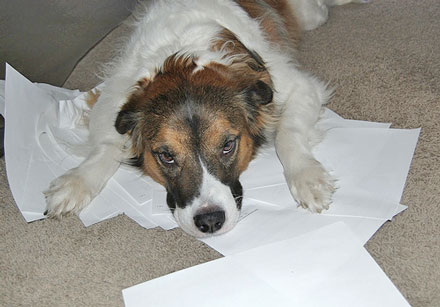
[173,160,240,237]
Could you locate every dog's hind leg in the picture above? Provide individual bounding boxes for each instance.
[287,0,369,31]
[275,72,335,213]
[326,0,370,5]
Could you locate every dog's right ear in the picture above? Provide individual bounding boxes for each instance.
[115,108,138,135]
[115,78,150,135]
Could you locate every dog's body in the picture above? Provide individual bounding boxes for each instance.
[45,0,367,237]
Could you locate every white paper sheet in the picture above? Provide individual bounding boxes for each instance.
[123,223,410,307]
[2,65,416,307]
[4,65,57,222]
[241,124,420,220]
[0,66,419,238]
[2,64,419,246]
[0,80,5,115]
[201,204,392,255]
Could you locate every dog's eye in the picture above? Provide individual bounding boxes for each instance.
[158,152,175,165]
[222,140,236,155]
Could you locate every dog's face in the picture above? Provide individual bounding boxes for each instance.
[115,55,274,237]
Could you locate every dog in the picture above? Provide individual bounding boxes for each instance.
[44,0,368,237]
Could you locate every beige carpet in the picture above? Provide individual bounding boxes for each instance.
[2,0,439,306]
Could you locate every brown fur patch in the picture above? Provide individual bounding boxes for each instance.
[236,130,255,173]
[112,2,302,211]
[235,0,300,50]
[85,89,101,108]
[142,123,204,208]
[206,59,276,147]
[121,54,276,164]
[210,30,273,87]
[116,52,278,209]
[142,150,167,186]
[152,125,191,155]
[196,113,256,183]
[203,116,240,152]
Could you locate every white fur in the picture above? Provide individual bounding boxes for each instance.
[288,0,370,31]
[174,163,239,237]
[45,0,367,233]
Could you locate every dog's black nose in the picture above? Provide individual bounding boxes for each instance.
[194,210,225,233]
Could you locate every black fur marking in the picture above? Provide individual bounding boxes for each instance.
[182,100,202,149]
[166,175,201,210]
[252,132,267,149]
[115,55,274,216]
[115,109,137,134]
[248,49,266,72]
[230,180,243,210]
[242,80,273,148]
[246,80,273,106]
[166,192,176,212]
[125,153,144,168]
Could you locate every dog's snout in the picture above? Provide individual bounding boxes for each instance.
[193,210,225,233]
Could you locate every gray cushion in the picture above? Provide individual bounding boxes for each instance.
[0,0,137,86]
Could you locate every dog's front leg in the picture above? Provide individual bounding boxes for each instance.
[44,140,125,217]
[275,74,335,213]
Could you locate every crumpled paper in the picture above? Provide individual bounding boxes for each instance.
[2,64,419,249]
[2,63,417,307]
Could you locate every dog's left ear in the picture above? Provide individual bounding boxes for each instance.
[245,80,273,106]
[241,80,275,144]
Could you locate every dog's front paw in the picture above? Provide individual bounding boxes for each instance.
[44,169,94,217]
[287,162,336,213]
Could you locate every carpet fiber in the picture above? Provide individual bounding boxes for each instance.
[1,1,439,306]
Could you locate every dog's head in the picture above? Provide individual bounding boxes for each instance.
[115,52,274,237]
